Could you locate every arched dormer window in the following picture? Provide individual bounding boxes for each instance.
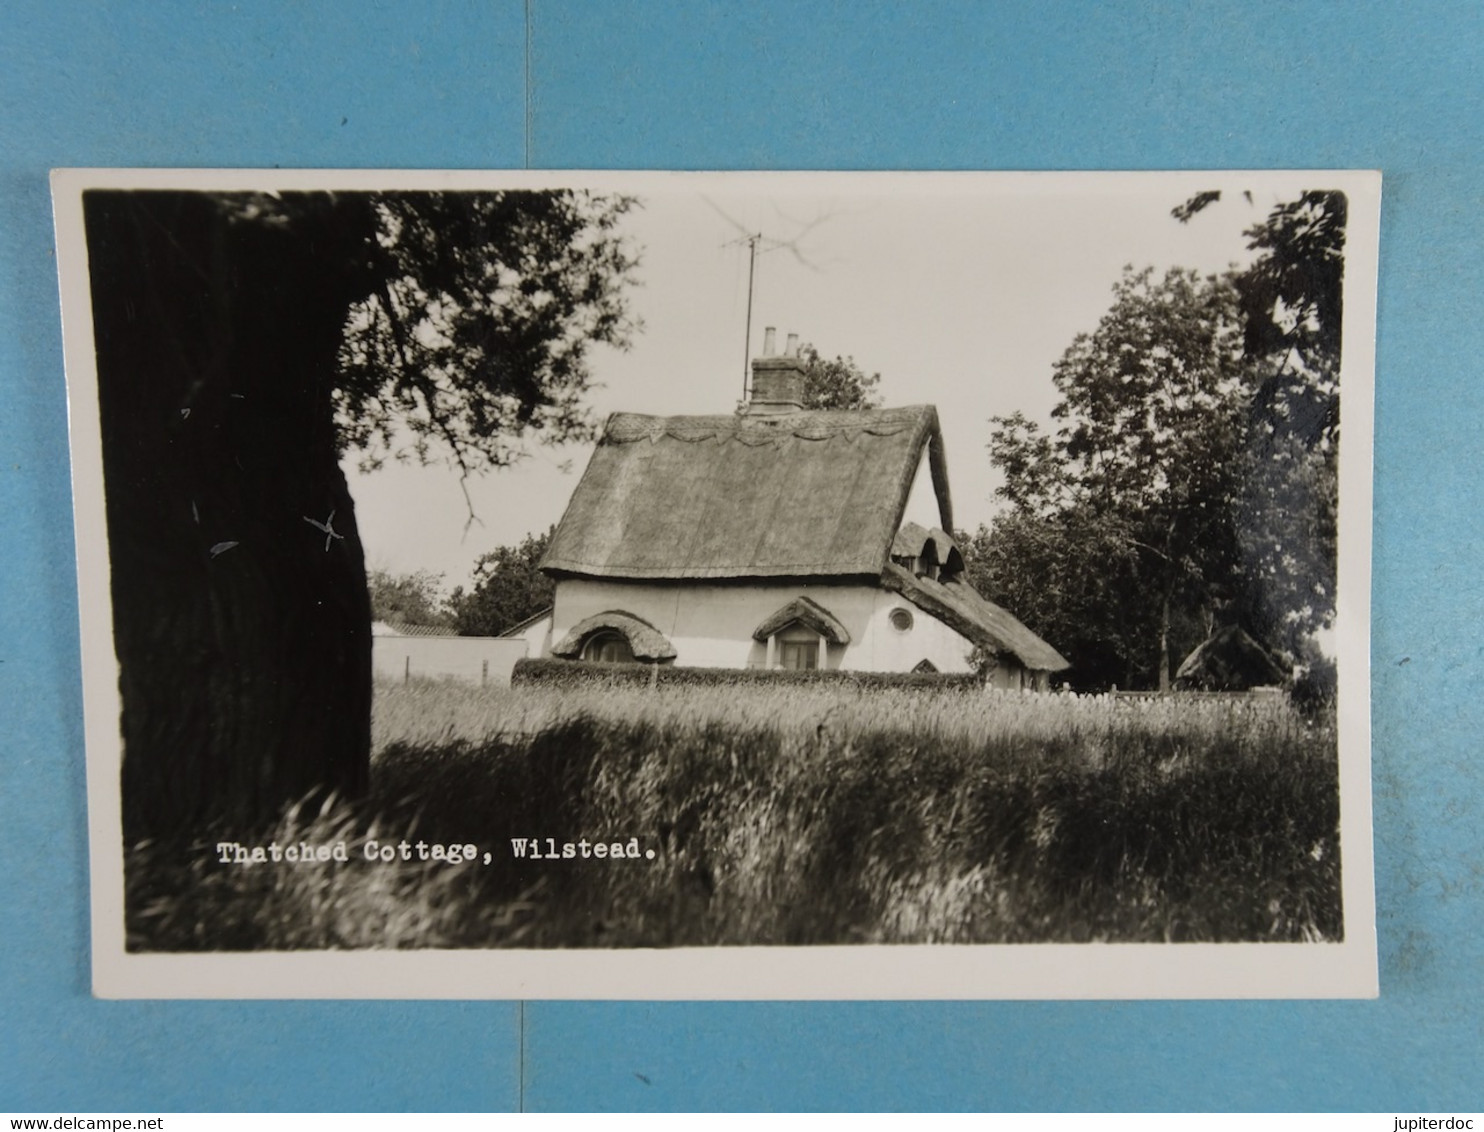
[892,522,964,581]
[551,610,677,664]
[582,630,636,664]
[891,521,934,578]
[927,528,963,582]
[917,542,940,580]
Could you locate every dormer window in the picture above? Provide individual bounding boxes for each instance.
[937,539,965,583]
[753,596,850,671]
[776,624,822,670]
[582,630,636,664]
[917,543,940,580]
[551,610,677,665]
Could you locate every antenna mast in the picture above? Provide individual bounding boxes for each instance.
[740,232,759,400]
[709,196,825,402]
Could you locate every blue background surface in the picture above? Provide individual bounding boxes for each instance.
[2,0,1480,1112]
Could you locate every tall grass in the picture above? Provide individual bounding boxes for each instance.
[127,678,1341,949]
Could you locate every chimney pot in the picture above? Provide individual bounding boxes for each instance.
[747,331,808,415]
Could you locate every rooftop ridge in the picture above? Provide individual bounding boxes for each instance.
[604,405,935,438]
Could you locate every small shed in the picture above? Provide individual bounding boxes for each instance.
[1173,625,1289,691]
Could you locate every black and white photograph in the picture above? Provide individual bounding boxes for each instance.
[54,169,1379,998]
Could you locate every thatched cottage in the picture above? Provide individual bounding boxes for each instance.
[509,340,1069,689]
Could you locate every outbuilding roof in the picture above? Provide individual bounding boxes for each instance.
[370,619,458,638]
[1174,624,1287,690]
[541,406,952,580]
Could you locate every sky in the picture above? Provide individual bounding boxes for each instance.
[344,171,1324,592]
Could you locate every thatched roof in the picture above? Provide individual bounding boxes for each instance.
[891,521,964,575]
[542,407,952,580]
[891,520,933,559]
[1174,625,1288,691]
[550,610,677,662]
[752,596,852,644]
[881,563,1070,673]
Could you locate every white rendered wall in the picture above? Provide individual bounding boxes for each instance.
[372,636,529,685]
[552,577,1015,677]
[858,587,976,673]
[508,613,553,657]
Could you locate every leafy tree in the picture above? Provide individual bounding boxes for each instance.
[1170,190,1223,225]
[1228,190,1345,661]
[984,267,1252,691]
[961,511,1157,692]
[449,527,555,637]
[84,189,638,842]
[1171,188,1344,451]
[368,568,454,629]
[979,191,1348,692]
[1173,187,1343,396]
[798,343,882,410]
[335,193,639,477]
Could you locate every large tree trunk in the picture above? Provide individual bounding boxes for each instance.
[84,191,374,845]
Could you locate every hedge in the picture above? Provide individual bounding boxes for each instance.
[510,657,984,692]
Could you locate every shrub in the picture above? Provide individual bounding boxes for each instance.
[510,656,984,692]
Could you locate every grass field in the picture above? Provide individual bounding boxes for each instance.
[126,677,1342,950]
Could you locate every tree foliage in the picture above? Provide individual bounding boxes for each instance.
[1170,190,1222,224]
[1233,191,1345,666]
[961,510,1166,692]
[976,190,1346,691]
[449,527,555,637]
[983,267,1251,690]
[798,343,882,410]
[368,568,453,629]
[334,192,640,475]
[1239,191,1346,391]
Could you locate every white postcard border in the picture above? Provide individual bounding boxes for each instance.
[51,168,1380,1000]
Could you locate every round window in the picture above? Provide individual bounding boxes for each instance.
[889,607,914,632]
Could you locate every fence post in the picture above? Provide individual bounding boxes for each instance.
[404,655,410,685]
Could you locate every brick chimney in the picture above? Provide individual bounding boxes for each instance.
[747,326,807,414]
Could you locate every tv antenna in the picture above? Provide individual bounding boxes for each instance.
[705,199,827,399]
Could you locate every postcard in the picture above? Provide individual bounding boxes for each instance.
[52,169,1379,997]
